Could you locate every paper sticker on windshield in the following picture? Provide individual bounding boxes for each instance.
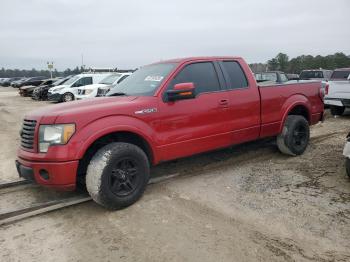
[144,76,164,82]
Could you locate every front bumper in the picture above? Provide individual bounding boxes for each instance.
[16,158,78,191]
[47,92,62,102]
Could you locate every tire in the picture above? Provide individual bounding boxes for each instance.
[346,158,350,179]
[330,106,345,116]
[62,92,74,102]
[86,142,150,209]
[277,115,310,156]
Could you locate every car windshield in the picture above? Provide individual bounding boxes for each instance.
[99,74,122,85]
[107,63,176,96]
[63,75,80,86]
[330,71,350,80]
[299,71,324,79]
[53,77,68,86]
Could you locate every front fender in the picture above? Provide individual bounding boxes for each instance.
[73,115,159,163]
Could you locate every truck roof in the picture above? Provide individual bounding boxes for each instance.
[155,56,243,64]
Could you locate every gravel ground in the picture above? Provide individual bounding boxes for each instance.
[0,87,349,262]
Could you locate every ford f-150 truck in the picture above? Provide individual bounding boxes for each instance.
[16,57,324,209]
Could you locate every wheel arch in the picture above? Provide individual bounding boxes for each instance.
[279,95,311,133]
[76,129,155,183]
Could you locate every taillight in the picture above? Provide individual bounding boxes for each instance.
[325,83,329,95]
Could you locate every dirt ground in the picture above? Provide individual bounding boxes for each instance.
[0,87,349,262]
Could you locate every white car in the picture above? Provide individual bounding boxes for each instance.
[75,72,131,100]
[324,73,350,116]
[47,73,111,102]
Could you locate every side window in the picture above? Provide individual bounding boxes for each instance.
[221,61,248,89]
[82,77,93,85]
[280,74,288,82]
[169,62,220,94]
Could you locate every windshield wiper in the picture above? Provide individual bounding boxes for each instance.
[108,92,127,97]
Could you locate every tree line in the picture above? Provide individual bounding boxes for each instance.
[251,52,350,74]
[0,66,85,78]
[2,52,350,77]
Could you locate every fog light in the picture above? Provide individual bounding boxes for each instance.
[39,169,49,180]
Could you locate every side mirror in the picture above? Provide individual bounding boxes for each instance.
[166,82,195,101]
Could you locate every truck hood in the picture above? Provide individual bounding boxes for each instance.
[26,96,140,124]
[49,84,69,92]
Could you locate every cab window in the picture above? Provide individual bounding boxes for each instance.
[169,62,220,94]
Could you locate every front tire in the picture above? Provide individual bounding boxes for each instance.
[86,142,150,209]
[277,115,310,156]
[330,106,345,116]
[62,92,74,102]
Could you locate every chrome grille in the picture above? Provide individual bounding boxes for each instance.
[21,119,37,150]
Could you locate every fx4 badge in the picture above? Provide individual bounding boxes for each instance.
[134,108,158,115]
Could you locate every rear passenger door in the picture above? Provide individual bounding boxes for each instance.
[219,61,260,143]
[158,61,233,161]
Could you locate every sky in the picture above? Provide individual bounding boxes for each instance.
[0,0,349,70]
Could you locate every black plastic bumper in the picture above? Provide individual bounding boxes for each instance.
[15,160,35,181]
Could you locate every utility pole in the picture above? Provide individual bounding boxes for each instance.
[47,61,54,78]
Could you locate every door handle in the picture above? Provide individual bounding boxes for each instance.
[219,99,229,106]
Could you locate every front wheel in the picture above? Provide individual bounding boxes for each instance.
[86,142,150,209]
[330,106,345,116]
[277,115,310,156]
[62,92,74,102]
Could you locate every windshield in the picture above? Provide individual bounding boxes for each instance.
[299,71,324,79]
[63,75,80,86]
[330,71,350,80]
[53,77,69,86]
[99,74,122,85]
[107,63,176,96]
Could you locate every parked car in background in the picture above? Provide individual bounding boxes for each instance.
[286,73,299,80]
[1,77,24,86]
[0,78,10,86]
[299,69,332,81]
[254,71,289,86]
[330,68,350,81]
[16,56,324,209]
[20,79,56,97]
[32,76,71,100]
[11,77,29,88]
[17,76,46,88]
[324,74,350,115]
[343,132,350,178]
[47,73,110,102]
[76,72,131,100]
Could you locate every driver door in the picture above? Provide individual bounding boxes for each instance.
[157,61,232,161]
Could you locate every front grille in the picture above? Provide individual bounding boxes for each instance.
[21,119,37,150]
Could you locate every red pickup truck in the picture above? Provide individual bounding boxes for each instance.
[16,57,324,209]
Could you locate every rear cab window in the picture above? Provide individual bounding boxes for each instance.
[220,61,248,89]
[168,62,221,95]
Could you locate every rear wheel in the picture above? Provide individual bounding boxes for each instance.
[86,142,150,209]
[62,92,74,102]
[277,115,310,156]
[330,106,345,116]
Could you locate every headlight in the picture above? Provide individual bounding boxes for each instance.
[85,89,93,95]
[39,124,75,153]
